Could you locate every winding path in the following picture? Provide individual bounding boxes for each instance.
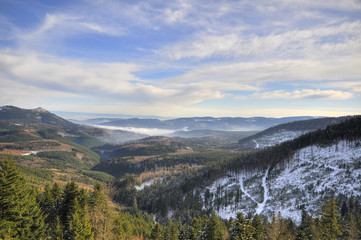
[255,166,270,214]
[238,166,270,215]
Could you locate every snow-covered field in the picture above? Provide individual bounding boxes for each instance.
[202,140,361,223]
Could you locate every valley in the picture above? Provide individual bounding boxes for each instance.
[1,106,360,239]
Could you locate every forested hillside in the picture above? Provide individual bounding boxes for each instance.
[2,155,361,239]
[119,116,361,225]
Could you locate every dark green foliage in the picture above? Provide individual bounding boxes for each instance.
[114,208,154,239]
[318,198,343,240]
[18,164,54,181]
[69,197,94,240]
[37,128,60,139]
[39,183,63,239]
[94,150,235,178]
[252,214,265,240]
[80,170,115,182]
[61,181,80,238]
[59,138,100,164]
[0,155,47,239]
[1,140,61,150]
[151,222,163,240]
[66,135,105,149]
[229,212,256,240]
[0,130,41,142]
[112,144,178,158]
[202,211,223,240]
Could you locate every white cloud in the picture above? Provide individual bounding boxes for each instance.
[274,0,361,11]
[0,50,226,107]
[253,89,354,100]
[158,21,361,60]
[168,58,361,89]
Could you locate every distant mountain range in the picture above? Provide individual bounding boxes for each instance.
[81,116,316,131]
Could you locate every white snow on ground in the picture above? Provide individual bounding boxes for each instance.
[203,140,361,223]
[253,139,259,149]
[255,166,270,215]
[238,172,259,204]
[253,130,306,148]
[135,179,156,191]
[22,151,39,156]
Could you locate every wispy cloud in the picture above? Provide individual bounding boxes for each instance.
[158,21,361,60]
[253,89,353,100]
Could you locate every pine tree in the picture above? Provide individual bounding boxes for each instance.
[162,219,178,240]
[342,212,358,239]
[266,212,294,240]
[188,217,202,240]
[229,212,255,240]
[0,156,47,239]
[89,183,115,240]
[252,214,265,240]
[201,211,223,240]
[318,198,342,240]
[61,181,79,239]
[40,183,64,238]
[297,209,314,240]
[69,197,94,240]
[150,222,163,240]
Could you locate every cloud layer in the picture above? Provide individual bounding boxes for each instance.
[0,0,360,117]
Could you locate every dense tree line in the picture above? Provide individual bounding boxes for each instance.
[2,155,361,239]
[0,156,154,239]
[94,150,236,178]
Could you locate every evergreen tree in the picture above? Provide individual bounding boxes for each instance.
[201,211,223,240]
[162,219,178,240]
[69,197,94,240]
[40,183,63,238]
[252,214,265,240]
[297,209,314,240]
[229,212,255,240]
[318,198,342,240]
[61,181,79,239]
[89,183,115,240]
[0,156,47,239]
[151,222,163,240]
[266,212,294,240]
[342,212,358,239]
[188,217,202,240]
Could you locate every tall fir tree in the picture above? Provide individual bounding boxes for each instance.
[266,212,294,240]
[201,211,223,240]
[150,222,163,240]
[318,198,342,240]
[0,156,46,239]
[297,209,314,240]
[69,197,93,240]
[252,214,265,240]
[61,181,79,239]
[89,183,115,240]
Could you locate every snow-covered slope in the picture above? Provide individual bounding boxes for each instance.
[251,130,306,149]
[237,117,349,150]
[201,140,361,223]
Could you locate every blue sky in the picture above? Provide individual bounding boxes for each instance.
[0,0,360,117]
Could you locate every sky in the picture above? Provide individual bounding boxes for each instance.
[0,0,360,118]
